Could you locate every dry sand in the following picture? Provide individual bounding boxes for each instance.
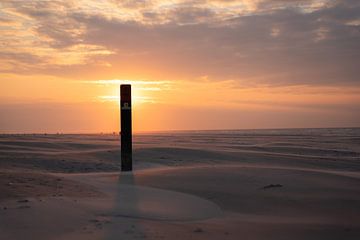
[0,129,360,239]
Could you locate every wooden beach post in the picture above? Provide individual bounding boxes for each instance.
[120,84,132,171]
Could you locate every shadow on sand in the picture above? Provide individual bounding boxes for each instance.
[104,172,147,239]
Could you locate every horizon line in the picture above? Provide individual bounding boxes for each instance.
[1,126,359,135]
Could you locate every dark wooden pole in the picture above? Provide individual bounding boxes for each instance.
[120,84,132,171]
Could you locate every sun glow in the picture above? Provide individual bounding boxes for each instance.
[91,79,171,106]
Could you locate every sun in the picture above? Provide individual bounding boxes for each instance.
[94,79,163,108]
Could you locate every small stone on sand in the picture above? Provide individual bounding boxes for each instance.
[18,205,31,209]
[194,227,204,233]
[262,184,283,190]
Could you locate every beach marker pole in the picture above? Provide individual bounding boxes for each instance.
[120,84,132,171]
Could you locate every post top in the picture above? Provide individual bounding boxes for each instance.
[120,84,131,102]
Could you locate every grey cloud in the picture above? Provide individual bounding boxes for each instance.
[3,1,83,48]
[111,0,154,9]
[0,52,42,63]
[0,52,45,73]
[68,1,359,86]
[0,17,14,23]
[163,7,216,24]
[2,0,359,87]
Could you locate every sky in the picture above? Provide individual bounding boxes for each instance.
[0,0,359,133]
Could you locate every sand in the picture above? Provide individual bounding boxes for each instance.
[0,129,360,239]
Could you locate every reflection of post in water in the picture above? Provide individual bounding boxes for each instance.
[120,84,132,171]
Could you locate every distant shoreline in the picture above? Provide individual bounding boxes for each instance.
[0,126,359,135]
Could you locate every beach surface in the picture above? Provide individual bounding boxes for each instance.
[1,128,360,239]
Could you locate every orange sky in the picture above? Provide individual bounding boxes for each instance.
[0,0,359,133]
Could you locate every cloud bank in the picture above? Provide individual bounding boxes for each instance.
[0,0,359,86]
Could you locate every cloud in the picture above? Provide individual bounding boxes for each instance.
[0,0,113,71]
[75,1,359,86]
[0,0,359,87]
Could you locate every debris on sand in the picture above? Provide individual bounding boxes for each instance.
[124,229,134,234]
[89,219,100,223]
[262,184,283,190]
[193,227,204,233]
[17,205,31,209]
